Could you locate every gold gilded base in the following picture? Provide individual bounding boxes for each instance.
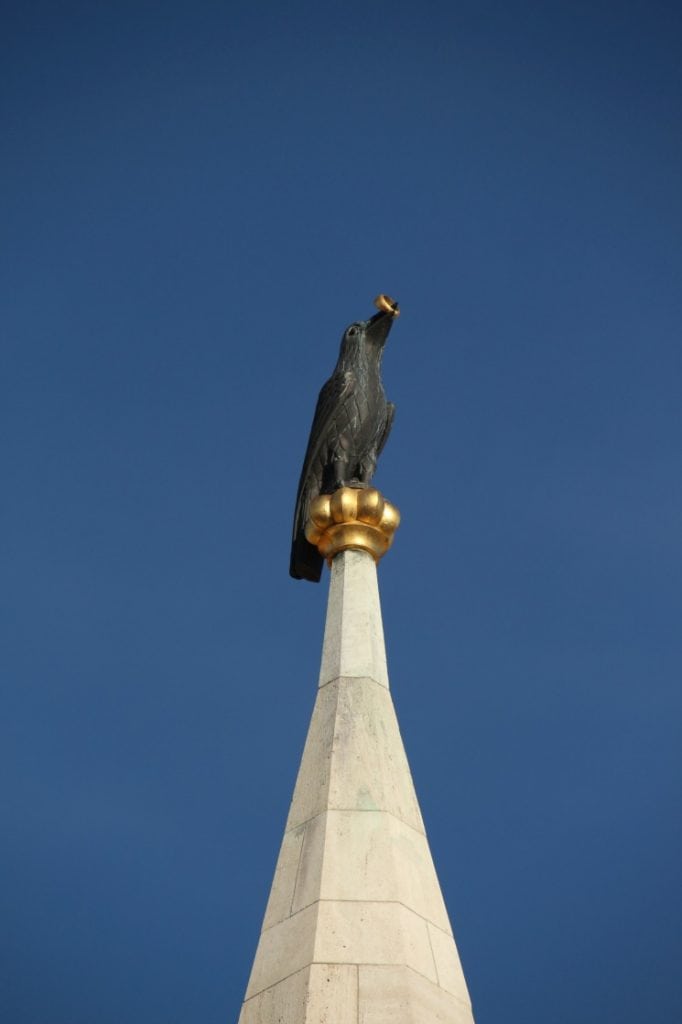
[305,487,400,565]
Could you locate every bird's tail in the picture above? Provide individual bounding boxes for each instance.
[289,530,323,582]
[289,480,324,582]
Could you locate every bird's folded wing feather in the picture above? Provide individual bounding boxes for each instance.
[376,401,395,458]
[292,369,355,539]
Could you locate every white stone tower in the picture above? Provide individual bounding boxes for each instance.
[239,488,475,1023]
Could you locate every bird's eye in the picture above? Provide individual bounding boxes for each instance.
[347,326,358,337]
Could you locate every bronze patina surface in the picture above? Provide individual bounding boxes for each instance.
[290,296,399,582]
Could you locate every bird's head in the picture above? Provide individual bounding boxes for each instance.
[339,295,399,359]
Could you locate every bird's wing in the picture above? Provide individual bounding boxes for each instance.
[376,401,395,459]
[292,368,355,538]
[301,371,354,479]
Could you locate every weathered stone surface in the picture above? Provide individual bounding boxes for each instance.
[312,900,438,982]
[285,677,425,834]
[318,549,389,688]
[282,680,338,831]
[262,823,306,930]
[359,965,474,1024]
[239,550,475,1022]
[245,903,317,999]
[427,922,472,1003]
[241,964,358,1024]
[292,810,451,933]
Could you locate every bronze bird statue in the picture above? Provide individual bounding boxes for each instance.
[290,295,399,582]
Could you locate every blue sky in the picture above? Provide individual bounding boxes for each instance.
[2,2,681,1022]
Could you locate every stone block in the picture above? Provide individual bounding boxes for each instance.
[318,549,389,689]
[326,679,424,832]
[359,965,475,1024]
[427,922,472,1003]
[314,900,438,984]
[285,677,424,834]
[240,963,358,1024]
[262,822,306,930]
[284,681,338,831]
[245,903,317,999]
[292,809,451,934]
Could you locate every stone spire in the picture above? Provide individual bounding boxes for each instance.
[239,489,475,1023]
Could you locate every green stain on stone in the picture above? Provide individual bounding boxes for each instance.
[356,786,378,810]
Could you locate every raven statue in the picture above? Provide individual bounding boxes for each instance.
[290,295,399,582]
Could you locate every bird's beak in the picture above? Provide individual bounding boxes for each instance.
[365,308,397,346]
